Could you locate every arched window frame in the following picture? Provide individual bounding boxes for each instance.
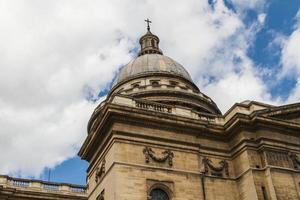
[147,183,172,200]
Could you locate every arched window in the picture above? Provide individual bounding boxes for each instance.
[151,39,155,47]
[150,188,169,200]
[150,80,160,87]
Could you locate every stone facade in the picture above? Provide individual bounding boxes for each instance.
[1,27,300,200]
[79,94,300,200]
[79,27,300,200]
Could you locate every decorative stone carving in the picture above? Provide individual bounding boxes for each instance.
[96,189,105,200]
[135,100,172,113]
[143,147,174,166]
[265,151,290,168]
[95,160,106,183]
[202,157,229,177]
[289,153,300,169]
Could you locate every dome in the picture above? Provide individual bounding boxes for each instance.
[113,54,193,86]
[108,22,221,115]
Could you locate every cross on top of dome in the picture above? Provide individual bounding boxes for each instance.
[144,18,152,32]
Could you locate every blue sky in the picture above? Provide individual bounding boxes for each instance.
[248,0,300,98]
[0,0,300,186]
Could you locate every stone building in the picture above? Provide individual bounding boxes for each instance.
[1,25,300,200]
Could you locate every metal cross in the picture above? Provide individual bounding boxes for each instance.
[145,18,152,31]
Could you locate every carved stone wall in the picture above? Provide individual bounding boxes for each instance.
[264,151,291,168]
[146,179,174,200]
[202,157,229,177]
[81,97,300,200]
[143,146,174,167]
[289,153,300,169]
[96,189,105,200]
[272,171,300,200]
[95,160,106,183]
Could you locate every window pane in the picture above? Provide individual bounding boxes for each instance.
[150,188,169,200]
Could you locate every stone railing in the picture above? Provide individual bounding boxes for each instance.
[135,99,172,113]
[134,99,219,123]
[12,179,30,187]
[112,95,221,123]
[43,183,60,190]
[68,186,86,194]
[0,175,86,194]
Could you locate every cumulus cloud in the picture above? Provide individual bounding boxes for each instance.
[281,10,300,103]
[281,31,300,76]
[0,0,281,177]
[0,100,94,175]
[0,0,134,176]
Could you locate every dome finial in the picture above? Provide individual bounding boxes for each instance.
[138,19,163,56]
[144,18,152,32]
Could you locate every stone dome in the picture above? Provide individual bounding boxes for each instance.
[109,25,221,115]
[113,54,193,86]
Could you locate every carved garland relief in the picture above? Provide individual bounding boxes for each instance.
[289,153,300,169]
[96,189,105,200]
[202,157,229,177]
[95,160,106,183]
[143,147,174,167]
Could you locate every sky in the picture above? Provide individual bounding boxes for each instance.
[0,0,300,185]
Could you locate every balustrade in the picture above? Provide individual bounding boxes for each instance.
[0,176,86,194]
[135,100,172,113]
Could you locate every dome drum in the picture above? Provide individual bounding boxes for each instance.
[111,71,221,114]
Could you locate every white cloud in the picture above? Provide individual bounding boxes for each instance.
[280,11,300,103]
[0,100,94,176]
[0,0,134,176]
[288,81,300,103]
[258,13,266,24]
[203,67,281,111]
[0,0,277,177]
[281,29,300,76]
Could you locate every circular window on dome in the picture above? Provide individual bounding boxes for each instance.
[150,188,169,200]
